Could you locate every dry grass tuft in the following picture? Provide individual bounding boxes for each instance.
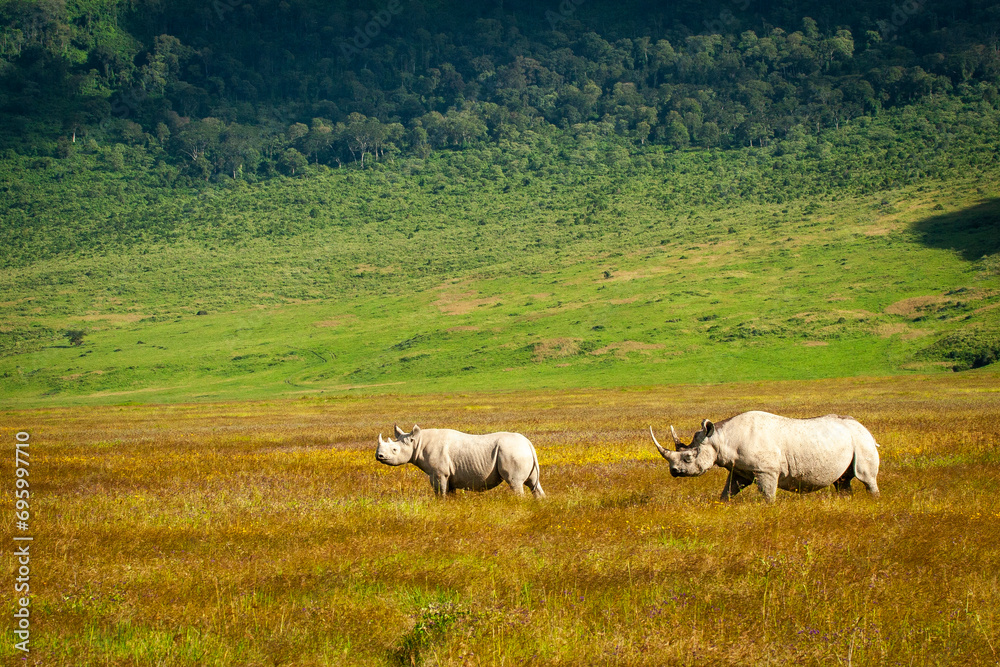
[532,338,581,362]
[589,341,666,358]
[432,291,502,315]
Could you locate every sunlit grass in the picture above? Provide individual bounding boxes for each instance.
[1,372,998,665]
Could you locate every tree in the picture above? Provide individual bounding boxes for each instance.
[300,118,335,163]
[698,121,721,147]
[665,112,689,149]
[217,123,261,178]
[287,123,309,143]
[56,135,73,158]
[442,108,487,146]
[342,113,390,166]
[636,120,651,145]
[280,148,307,176]
[155,122,171,144]
[175,118,223,163]
[64,330,85,346]
[374,122,405,160]
[409,125,431,158]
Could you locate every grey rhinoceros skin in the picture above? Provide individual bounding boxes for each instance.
[376,425,545,498]
[650,411,880,502]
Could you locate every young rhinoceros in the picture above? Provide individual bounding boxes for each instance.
[649,411,880,502]
[376,425,545,498]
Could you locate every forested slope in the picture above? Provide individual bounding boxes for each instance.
[2,0,999,181]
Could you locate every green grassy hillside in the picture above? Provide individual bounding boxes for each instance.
[2,100,999,406]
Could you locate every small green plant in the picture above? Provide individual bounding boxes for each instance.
[392,602,467,666]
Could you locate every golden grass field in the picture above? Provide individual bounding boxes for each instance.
[2,372,999,666]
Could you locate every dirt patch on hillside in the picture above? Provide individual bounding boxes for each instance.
[72,313,147,323]
[533,338,581,362]
[801,341,829,347]
[900,361,957,371]
[599,267,669,282]
[886,289,998,318]
[973,301,1000,316]
[433,291,502,315]
[447,325,480,332]
[700,243,740,263]
[884,295,948,317]
[354,264,396,275]
[327,381,407,391]
[590,341,664,358]
[280,297,322,305]
[873,323,930,340]
[523,311,559,323]
[832,309,878,320]
[61,370,105,380]
[87,386,172,398]
[314,315,358,328]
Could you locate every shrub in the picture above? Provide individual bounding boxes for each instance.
[918,329,1000,371]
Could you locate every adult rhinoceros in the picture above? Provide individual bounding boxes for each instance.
[649,411,880,501]
[376,425,545,498]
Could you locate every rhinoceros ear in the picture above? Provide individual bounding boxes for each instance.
[394,424,405,439]
[702,419,715,438]
[411,424,421,437]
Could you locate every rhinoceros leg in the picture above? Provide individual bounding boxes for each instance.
[754,471,779,502]
[430,474,450,497]
[497,450,538,497]
[834,466,855,495]
[858,475,879,497]
[853,449,881,498]
[720,468,754,501]
[501,467,528,496]
[501,468,545,498]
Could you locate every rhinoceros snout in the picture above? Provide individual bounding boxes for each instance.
[669,468,681,478]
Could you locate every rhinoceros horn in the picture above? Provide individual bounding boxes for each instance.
[650,426,677,461]
[670,425,684,448]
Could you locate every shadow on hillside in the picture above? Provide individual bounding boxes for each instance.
[911,199,1000,261]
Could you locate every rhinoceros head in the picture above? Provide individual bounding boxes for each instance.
[376,424,421,466]
[649,420,716,477]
